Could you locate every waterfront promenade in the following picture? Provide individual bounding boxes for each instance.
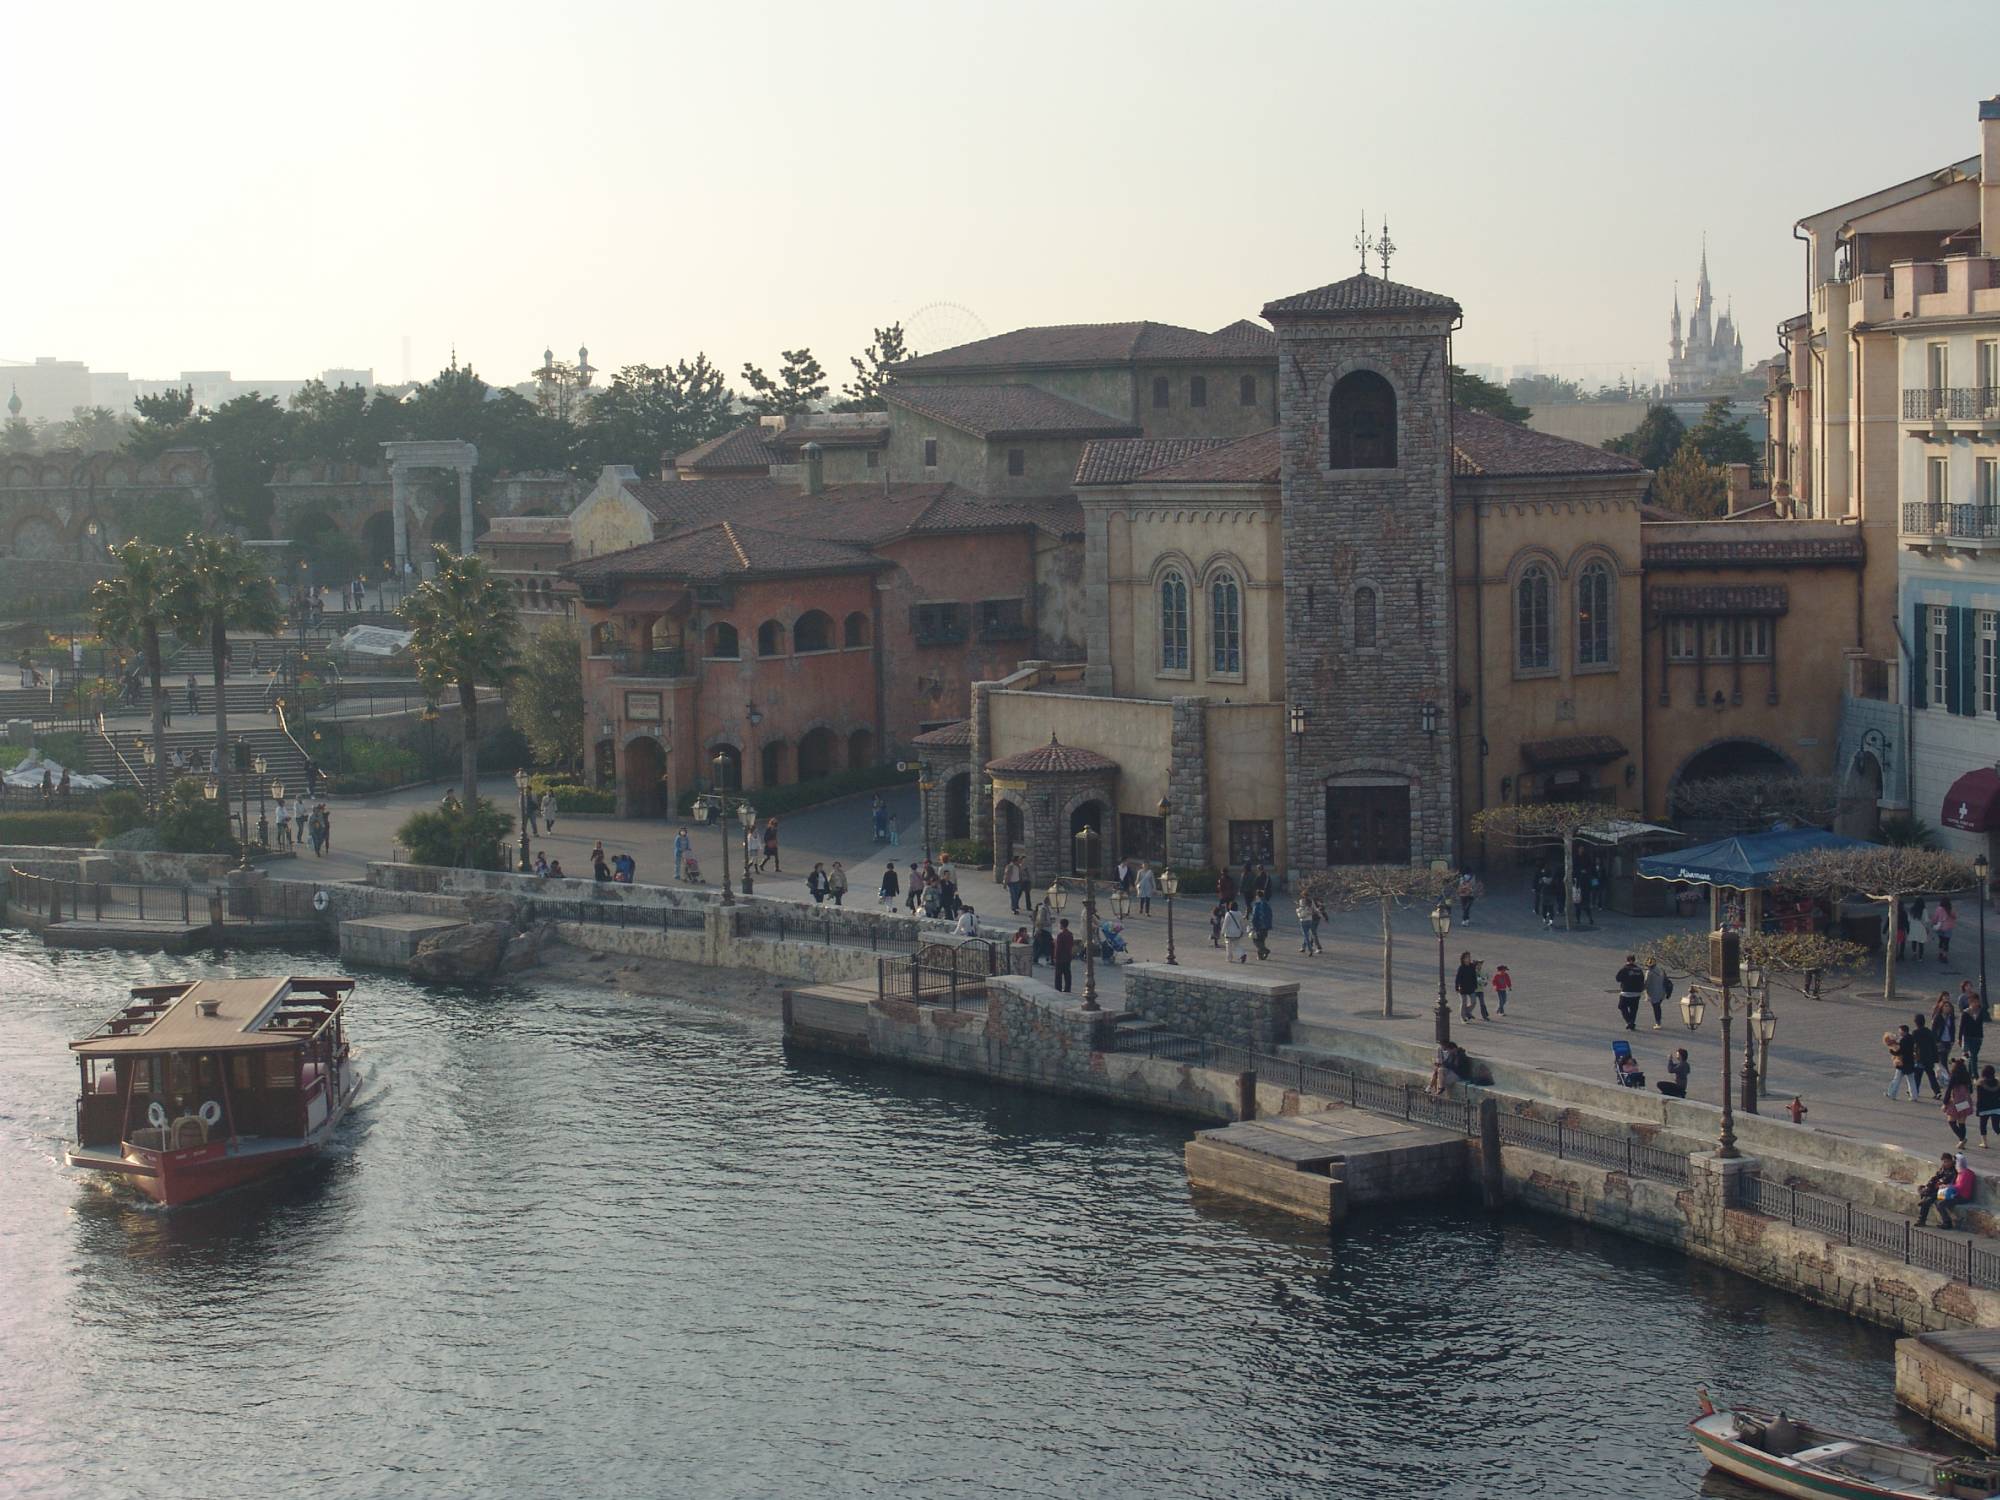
[269,776,1996,1171]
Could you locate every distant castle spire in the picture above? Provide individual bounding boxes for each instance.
[1668,240,1741,395]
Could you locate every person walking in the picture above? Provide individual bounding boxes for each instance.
[1643,956,1672,1030]
[1932,991,1958,1060]
[1910,902,1932,964]
[540,789,557,835]
[521,787,539,836]
[1978,1065,2000,1148]
[1614,955,1645,1032]
[1915,1011,1944,1098]
[1967,994,1989,1077]
[761,817,780,873]
[1136,864,1156,916]
[1053,919,1075,993]
[806,863,829,905]
[1935,898,1958,967]
[1887,1024,1921,1101]
[1032,894,1055,967]
[1221,902,1248,965]
[1296,892,1324,955]
[1457,870,1481,925]
[827,861,848,908]
[674,826,691,881]
[1490,963,1512,1017]
[294,799,310,846]
[1249,892,1274,960]
[878,862,900,911]
[185,673,199,714]
[905,861,923,914]
[1455,952,1488,1023]
[316,803,331,854]
[1535,866,1558,929]
[871,793,887,844]
[1945,1060,1976,1147]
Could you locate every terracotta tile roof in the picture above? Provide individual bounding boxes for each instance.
[1450,409,1646,478]
[1262,274,1461,317]
[566,520,877,583]
[1641,519,1865,570]
[675,425,779,472]
[894,320,1275,374]
[764,422,889,453]
[910,720,971,748]
[1133,429,1282,485]
[625,475,777,527]
[1646,584,1790,616]
[985,735,1119,775]
[884,383,1139,440]
[1075,438,1228,487]
[1519,734,1630,768]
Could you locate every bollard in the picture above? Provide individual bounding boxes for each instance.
[181,887,191,923]
[94,883,104,921]
[1478,1097,1503,1210]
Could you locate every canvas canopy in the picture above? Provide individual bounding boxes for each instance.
[1635,828,1875,891]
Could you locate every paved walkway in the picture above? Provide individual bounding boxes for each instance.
[268,778,1999,1167]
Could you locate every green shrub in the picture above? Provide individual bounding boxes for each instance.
[0,811,103,846]
[0,746,26,772]
[155,778,237,854]
[330,734,423,794]
[34,732,87,768]
[97,790,147,837]
[939,839,992,867]
[674,762,916,820]
[396,799,514,869]
[525,777,615,814]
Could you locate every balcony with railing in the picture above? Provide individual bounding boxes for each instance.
[1901,502,2000,546]
[1849,655,1899,703]
[1901,386,2000,423]
[609,647,691,678]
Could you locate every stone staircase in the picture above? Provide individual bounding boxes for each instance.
[83,724,316,796]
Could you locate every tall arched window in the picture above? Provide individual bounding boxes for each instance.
[1353,586,1378,649]
[1516,565,1553,672]
[1159,570,1189,671]
[1575,560,1613,667]
[1327,370,1397,469]
[707,622,740,659]
[756,620,784,657]
[1210,574,1242,675]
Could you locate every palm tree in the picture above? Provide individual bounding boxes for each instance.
[400,545,518,810]
[89,542,177,808]
[164,535,281,825]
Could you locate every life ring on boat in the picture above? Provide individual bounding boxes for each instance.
[312,889,330,912]
[146,1101,167,1128]
[199,1100,222,1128]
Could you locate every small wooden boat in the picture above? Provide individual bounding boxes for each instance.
[65,976,361,1207]
[1689,1389,2000,1499]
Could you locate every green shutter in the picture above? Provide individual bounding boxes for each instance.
[1959,607,1981,717]
[1946,606,1964,715]
[1912,601,1928,709]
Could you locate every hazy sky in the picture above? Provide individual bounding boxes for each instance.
[5,0,1998,393]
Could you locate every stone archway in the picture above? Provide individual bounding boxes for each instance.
[381,438,478,578]
[798,726,838,783]
[622,734,667,818]
[995,796,1025,870]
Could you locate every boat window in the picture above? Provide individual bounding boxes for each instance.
[129,1058,154,1093]
[265,1052,297,1090]
[169,1055,192,1096]
[232,1055,253,1091]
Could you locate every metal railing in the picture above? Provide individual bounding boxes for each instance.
[1739,1173,2000,1290]
[610,648,689,679]
[7,865,201,925]
[1901,502,2000,540]
[875,955,988,1008]
[1902,387,2000,421]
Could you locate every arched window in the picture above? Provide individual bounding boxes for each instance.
[707,622,739,659]
[793,610,833,653]
[1327,370,1397,469]
[843,611,869,648]
[589,622,617,656]
[1210,574,1242,675]
[1189,375,1207,408]
[1151,375,1171,409]
[1353,586,1378,649]
[1515,564,1553,672]
[1159,570,1189,672]
[756,620,784,657]
[1575,560,1613,667]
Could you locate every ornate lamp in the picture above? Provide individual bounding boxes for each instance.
[1680,985,1707,1030]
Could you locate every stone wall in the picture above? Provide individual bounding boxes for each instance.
[1123,962,1297,1049]
[556,912,881,987]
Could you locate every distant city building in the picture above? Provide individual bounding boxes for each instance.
[0,357,373,423]
[1667,243,1744,395]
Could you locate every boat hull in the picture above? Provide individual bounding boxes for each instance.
[66,1065,361,1208]
[1692,1426,1908,1500]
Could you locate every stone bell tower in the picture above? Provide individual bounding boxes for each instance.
[1262,268,1461,875]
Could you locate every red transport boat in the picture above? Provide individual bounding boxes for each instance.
[65,976,362,1207]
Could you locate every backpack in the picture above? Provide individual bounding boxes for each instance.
[1663,975,1675,1001]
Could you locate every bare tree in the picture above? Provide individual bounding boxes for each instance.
[1774,847,1977,1002]
[1301,865,1453,1017]
[1470,802,1613,931]
[1640,928,1866,1001]
[1668,774,1839,834]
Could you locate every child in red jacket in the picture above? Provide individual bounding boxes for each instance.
[1490,964,1512,1017]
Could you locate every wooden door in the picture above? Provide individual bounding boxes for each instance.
[1325,786,1411,865]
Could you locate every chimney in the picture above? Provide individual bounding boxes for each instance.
[803,441,824,496]
[1983,96,2000,256]
[659,450,679,483]
[1725,462,1752,514]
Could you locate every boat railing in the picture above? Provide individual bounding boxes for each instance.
[8,864,209,926]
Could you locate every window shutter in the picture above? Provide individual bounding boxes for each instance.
[1912,601,1928,708]
[1959,606,1980,716]
[1945,607,1963,716]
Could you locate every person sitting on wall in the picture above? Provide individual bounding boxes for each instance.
[1919,1152,1959,1227]
[1428,1041,1470,1097]
[1657,1049,1691,1098]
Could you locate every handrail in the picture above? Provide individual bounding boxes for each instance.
[98,723,149,797]
[271,700,317,782]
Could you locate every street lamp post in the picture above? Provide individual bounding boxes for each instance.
[1977,854,1991,1005]
[234,741,252,869]
[1431,899,1453,1045]
[253,754,269,847]
[514,767,533,872]
[1160,868,1180,966]
[1740,962,1765,1113]
[1678,930,1740,1159]
[1074,826,1100,1012]
[693,751,757,906]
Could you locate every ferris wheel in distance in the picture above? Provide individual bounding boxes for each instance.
[901,301,990,361]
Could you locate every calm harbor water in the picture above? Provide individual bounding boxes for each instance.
[0,934,1920,1498]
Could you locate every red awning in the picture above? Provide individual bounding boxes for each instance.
[1942,769,2000,832]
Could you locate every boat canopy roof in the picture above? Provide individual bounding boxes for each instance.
[71,977,353,1057]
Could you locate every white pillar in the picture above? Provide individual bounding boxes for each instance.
[390,466,410,581]
[457,466,475,556]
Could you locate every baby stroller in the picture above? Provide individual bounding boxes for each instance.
[682,854,702,884]
[1098,920,1130,964]
[1611,1038,1646,1088]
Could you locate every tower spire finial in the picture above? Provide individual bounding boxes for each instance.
[1375,215,1396,279]
[1354,212,1370,276]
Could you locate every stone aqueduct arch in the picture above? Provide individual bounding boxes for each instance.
[382,439,477,576]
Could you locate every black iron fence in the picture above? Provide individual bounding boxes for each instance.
[6,864,203,925]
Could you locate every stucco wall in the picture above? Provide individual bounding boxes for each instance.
[1132,364,1278,440]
